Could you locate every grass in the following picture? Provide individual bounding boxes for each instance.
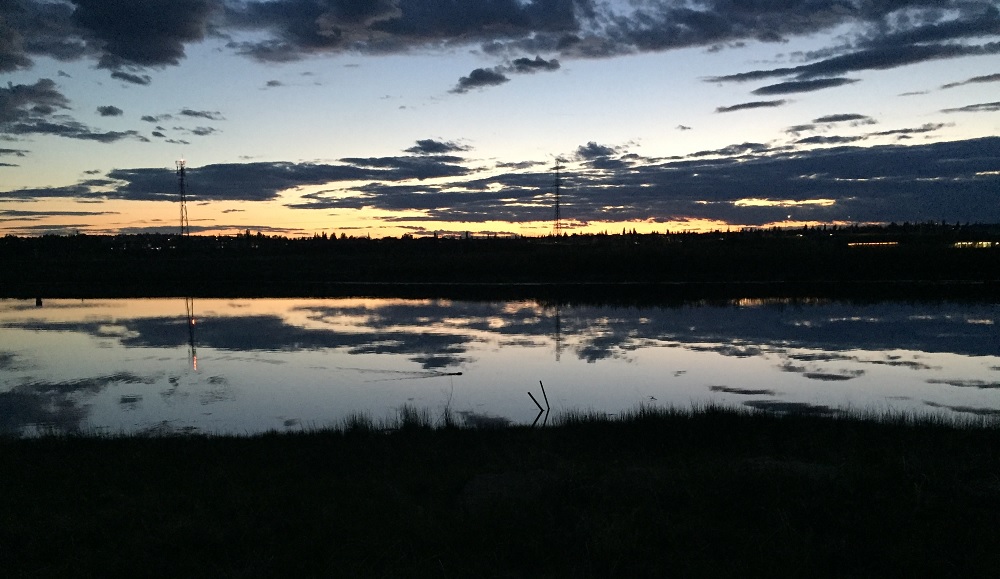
[1,404,999,577]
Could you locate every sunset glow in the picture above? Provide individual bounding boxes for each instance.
[1,1,998,237]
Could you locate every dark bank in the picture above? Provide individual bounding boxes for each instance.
[2,223,1000,300]
[1,406,998,577]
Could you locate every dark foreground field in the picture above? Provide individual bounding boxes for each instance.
[2,407,998,578]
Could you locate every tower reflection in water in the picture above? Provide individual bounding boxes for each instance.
[185,297,197,372]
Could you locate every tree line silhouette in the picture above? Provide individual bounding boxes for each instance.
[2,222,999,300]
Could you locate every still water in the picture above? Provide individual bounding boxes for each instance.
[1,297,998,436]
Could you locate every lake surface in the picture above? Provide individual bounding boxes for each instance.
[1,297,998,436]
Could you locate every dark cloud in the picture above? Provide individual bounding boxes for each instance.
[0,0,994,96]
[0,78,146,143]
[0,1,89,72]
[226,39,299,63]
[0,147,28,157]
[451,67,509,93]
[511,55,560,73]
[0,78,70,123]
[225,0,580,63]
[716,100,787,113]
[67,155,471,203]
[265,80,283,87]
[110,71,151,85]
[752,77,858,95]
[870,123,946,137]
[575,141,617,160]
[187,126,218,136]
[7,120,148,143]
[179,108,224,121]
[0,183,97,200]
[571,142,632,170]
[223,0,400,61]
[0,0,993,108]
[793,121,947,145]
[785,124,816,135]
[293,136,1000,227]
[496,160,545,170]
[7,132,1000,228]
[0,1,215,84]
[112,223,303,236]
[941,72,1000,89]
[710,42,1000,84]
[0,22,34,73]
[141,114,171,122]
[72,0,215,68]
[553,0,1000,77]
[813,113,876,125]
[0,209,117,220]
[451,53,562,93]
[867,6,1000,45]
[689,142,773,158]
[404,139,469,155]
[795,135,864,145]
[588,157,630,171]
[338,155,470,180]
[102,161,397,202]
[97,105,123,117]
[942,101,1000,113]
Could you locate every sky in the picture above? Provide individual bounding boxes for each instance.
[1,0,999,238]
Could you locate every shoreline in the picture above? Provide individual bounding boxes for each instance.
[4,230,999,301]
[6,279,1000,301]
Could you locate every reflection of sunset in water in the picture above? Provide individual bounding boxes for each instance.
[0,297,997,436]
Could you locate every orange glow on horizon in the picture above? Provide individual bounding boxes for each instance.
[0,193,882,239]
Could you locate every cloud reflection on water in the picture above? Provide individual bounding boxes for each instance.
[6,299,998,361]
[1,297,998,435]
[743,401,839,416]
[0,372,158,435]
[709,386,777,396]
[923,401,1000,417]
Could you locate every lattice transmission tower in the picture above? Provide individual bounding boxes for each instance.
[553,158,564,237]
[177,159,190,236]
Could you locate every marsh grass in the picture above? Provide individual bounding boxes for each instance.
[2,404,998,577]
